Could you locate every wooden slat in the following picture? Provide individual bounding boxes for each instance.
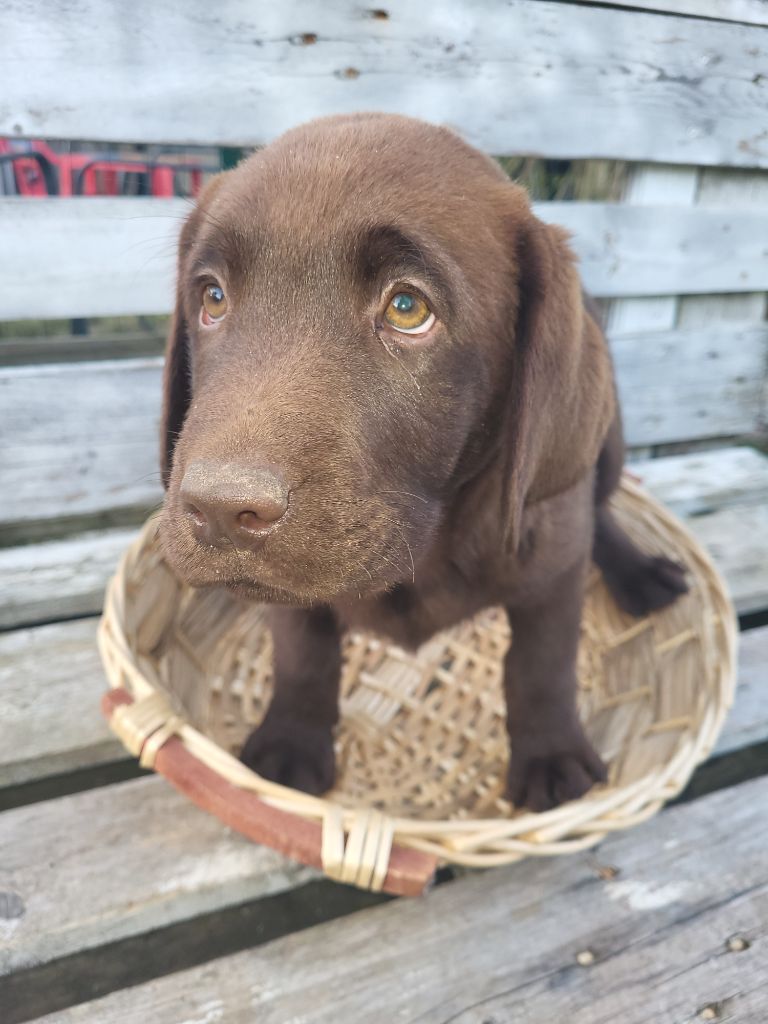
[634,447,768,516]
[0,619,120,787]
[0,527,138,630]
[541,203,768,298]
[2,610,764,791]
[683,503,768,614]
[2,331,765,532]
[0,199,185,320]
[3,197,768,320]
[587,0,768,27]
[612,325,766,447]
[1,448,766,628]
[0,776,314,975]
[1,1,766,168]
[714,626,768,757]
[1,358,163,526]
[30,775,768,1023]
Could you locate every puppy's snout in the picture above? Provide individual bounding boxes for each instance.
[179,460,289,549]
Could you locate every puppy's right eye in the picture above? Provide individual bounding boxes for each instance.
[201,284,228,325]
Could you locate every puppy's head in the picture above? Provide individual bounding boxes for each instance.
[160,113,611,604]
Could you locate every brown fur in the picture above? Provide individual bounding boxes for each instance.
[160,114,686,810]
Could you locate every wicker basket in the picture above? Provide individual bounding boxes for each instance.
[99,476,736,896]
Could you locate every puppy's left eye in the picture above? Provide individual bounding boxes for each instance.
[383,292,435,335]
[201,283,228,325]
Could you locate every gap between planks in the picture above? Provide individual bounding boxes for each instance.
[25,774,768,1024]
[0,624,766,978]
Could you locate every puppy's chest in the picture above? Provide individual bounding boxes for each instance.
[339,558,506,650]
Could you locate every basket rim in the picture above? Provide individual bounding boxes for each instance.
[98,476,738,891]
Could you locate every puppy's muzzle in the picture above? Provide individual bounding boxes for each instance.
[179,459,289,550]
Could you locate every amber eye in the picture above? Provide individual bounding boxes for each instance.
[383,292,435,335]
[201,283,227,324]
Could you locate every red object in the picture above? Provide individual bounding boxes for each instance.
[102,687,438,897]
[0,138,211,197]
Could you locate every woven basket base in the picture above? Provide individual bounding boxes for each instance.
[100,478,736,882]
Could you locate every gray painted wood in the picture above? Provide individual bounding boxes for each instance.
[633,447,768,516]
[0,198,186,320]
[1,447,766,632]
[0,776,314,975]
[0,527,139,630]
[540,202,768,298]
[0,619,121,787]
[1,359,163,526]
[588,0,768,26]
[714,626,768,757]
[3,325,766,532]
[3,198,768,321]
[683,502,768,614]
[1,1,766,167]
[611,325,766,447]
[30,775,768,1023]
[1,606,764,790]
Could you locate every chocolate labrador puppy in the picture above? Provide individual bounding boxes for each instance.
[159,113,687,811]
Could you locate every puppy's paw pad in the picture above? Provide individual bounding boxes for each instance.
[507,744,607,813]
[240,718,335,796]
[609,555,688,617]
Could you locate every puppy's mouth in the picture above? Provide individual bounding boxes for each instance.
[159,520,414,606]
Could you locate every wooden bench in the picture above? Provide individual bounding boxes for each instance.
[2,2,767,1020]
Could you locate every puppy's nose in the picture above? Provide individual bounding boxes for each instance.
[179,460,289,549]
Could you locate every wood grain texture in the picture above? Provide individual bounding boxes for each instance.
[0,199,185,320]
[611,325,766,447]
[0,619,121,787]
[30,776,768,1023]
[1,358,163,525]
[1,447,766,628]
[633,447,768,516]
[714,625,768,757]
[0,526,138,630]
[0,775,315,976]
[587,0,768,27]
[1,605,764,789]
[3,325,766,533]
[1,1,766,167]
[3,197,768,320]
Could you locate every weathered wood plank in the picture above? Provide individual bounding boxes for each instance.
[1,1,766,167]
[714,625,768,757]
[0,619,121,787]
[588,0,768,27]
[30,776,768,1023]
[0,776,313,976]
[540,203,768,298]
[3,197,768,321]
[0,527,138,630]
[635,447,768,516]
[1,447,766,629]
[682,503,768,614]
[612,326,766,447]
[1,359,163,526]
[1,608,764,792]
[3,326,766,534]
[0,199,185,320]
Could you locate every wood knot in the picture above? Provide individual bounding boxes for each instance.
[0,891,25,920]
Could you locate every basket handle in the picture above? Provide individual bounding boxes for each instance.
[102,688,438,897]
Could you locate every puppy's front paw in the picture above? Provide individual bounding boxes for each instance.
[506,721,607,813]
[240,712,336,796]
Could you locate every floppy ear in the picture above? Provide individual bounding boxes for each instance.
[500,195,615,552]
[160,281,192,488]
[160,175,230,488]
